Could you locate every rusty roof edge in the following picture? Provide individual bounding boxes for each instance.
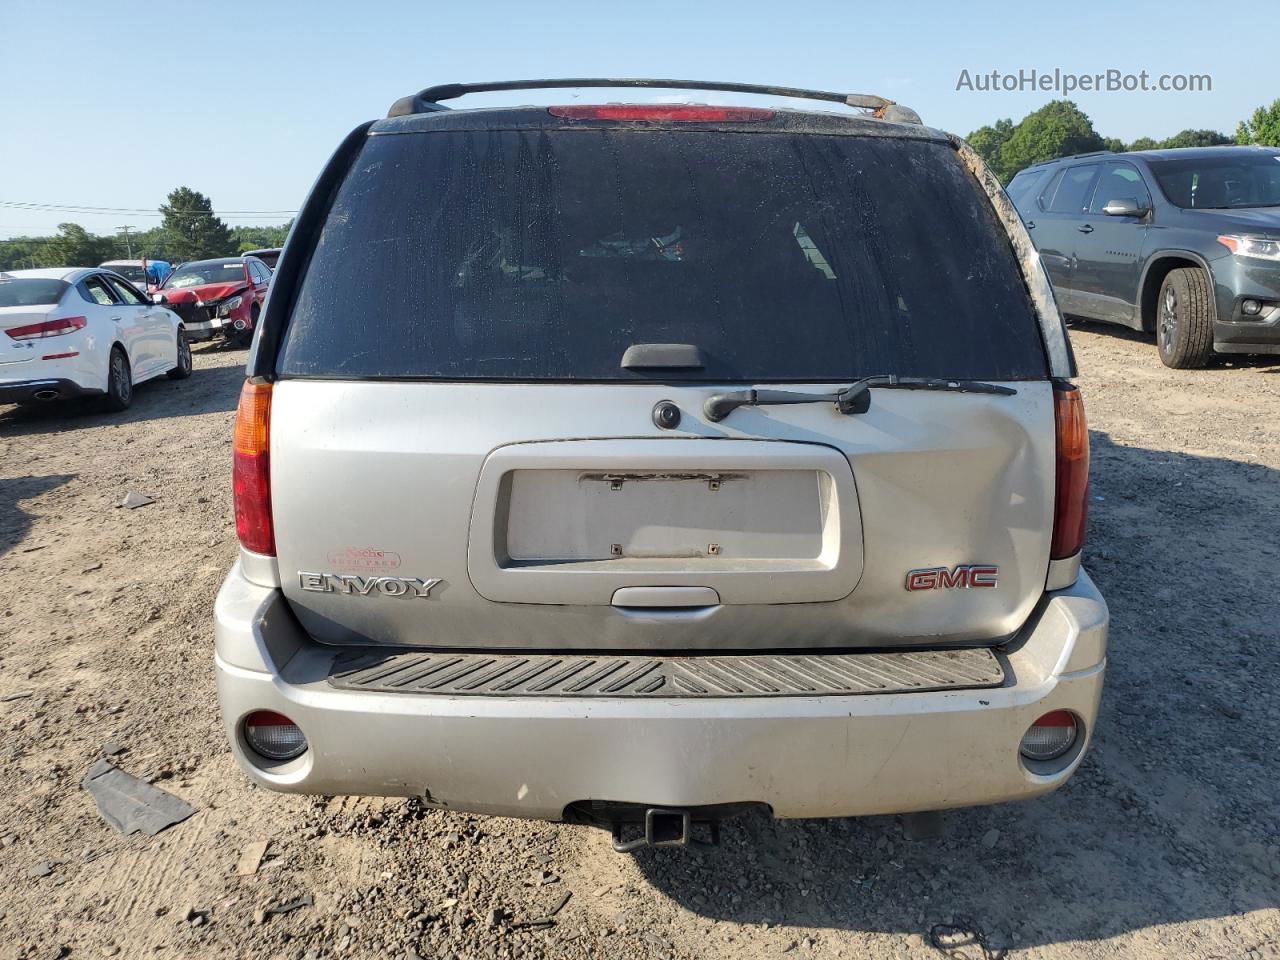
[949,133,1075,379]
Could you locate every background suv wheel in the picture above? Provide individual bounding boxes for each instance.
[1156,267,1215,369]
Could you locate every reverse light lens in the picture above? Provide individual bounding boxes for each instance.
[548,105,775,122]
[1217,234,1280,261]
[1019,710,1079,762]
[216,295,244,318]
[5,315,87,340]
[1051,382,1089,560]
[243,710,307,761]
[233,380,274,556]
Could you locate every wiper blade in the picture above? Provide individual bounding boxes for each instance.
[703,376,1017,422]
[853,375,1019,399]
[703,388,850,422]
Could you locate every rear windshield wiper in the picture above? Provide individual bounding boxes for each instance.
[703,375,1017,422]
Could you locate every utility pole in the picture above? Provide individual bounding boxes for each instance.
[117,225,135,259]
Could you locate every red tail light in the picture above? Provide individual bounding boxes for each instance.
[548,105,775,122]
[1051,382,1089,559]
[5,315,87,340]
[234,380,274,556]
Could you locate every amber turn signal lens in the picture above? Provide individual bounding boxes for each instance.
[233,380,274,556]
[1051,383,1089,560]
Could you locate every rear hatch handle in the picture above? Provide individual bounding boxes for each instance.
[621,343,706,370]
[611,586,720,608]
[703,375,1017,422]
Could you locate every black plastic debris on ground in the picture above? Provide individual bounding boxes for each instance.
[264,894,313,919]
[81,759,196,836]
[929,916,1008,960]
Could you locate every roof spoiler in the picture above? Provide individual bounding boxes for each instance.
[387,79,921,124]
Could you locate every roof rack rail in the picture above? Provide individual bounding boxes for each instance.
[1020,149,1114,171]
[387,79,921,124]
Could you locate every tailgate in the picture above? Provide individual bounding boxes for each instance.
[270,380,1055,651]
[264,123,1061,651]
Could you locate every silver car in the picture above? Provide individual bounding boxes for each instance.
[215,79,1106,850]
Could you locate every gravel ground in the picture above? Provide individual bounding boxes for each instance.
[1,328,1278,960]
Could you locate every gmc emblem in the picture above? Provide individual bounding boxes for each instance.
[905,565,999,591]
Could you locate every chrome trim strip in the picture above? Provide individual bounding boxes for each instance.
[1046,553,1082,592]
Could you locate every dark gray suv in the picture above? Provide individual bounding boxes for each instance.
[1007,146,1280,368]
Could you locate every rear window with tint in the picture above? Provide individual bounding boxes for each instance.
[278,129,1047,382]
[0,277,69,308]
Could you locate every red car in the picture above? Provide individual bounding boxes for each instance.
[154,256,271,346]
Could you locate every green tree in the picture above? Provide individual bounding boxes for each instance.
[231,223,291,252]
[966,118,1015,178]
[1101,137,1126,154]
[0,236,47,271]
[1159,129,1231,149]
[113,224,181,262]
[1126,136,1160,152]
[1236,99,1280,146]
[36,223,114,267]
[996,100,1106,183]
[160,187,235,261]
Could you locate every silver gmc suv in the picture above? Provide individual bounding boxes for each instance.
[216,79,1108,850]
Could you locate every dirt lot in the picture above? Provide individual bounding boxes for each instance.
[1,327,1278,960]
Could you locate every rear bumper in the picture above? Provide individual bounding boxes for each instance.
[0,377,99,403]
[215,562,1107,820]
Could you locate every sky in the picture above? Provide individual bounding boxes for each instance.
[1,0,1274,240]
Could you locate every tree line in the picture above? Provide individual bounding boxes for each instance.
[0,186,291,271]
[969,97,1280,184]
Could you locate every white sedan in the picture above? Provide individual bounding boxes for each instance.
[0,267,191,412]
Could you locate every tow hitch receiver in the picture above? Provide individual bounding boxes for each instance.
[611,808,722,852]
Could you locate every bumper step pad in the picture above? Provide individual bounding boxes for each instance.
[327,646,1004,699]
